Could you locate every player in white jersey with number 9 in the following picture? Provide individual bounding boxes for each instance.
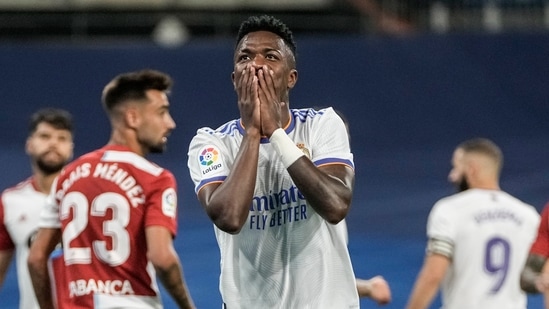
[27,70,196,309]
[406,138,540,309]
[187,15,359,309]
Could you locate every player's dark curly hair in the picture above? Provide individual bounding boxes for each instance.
[29,108,73,135]
[101,69,173,113]
[235,15,297,59]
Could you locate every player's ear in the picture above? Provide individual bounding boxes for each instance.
[465,157,480,179]
[124,106,140,129]
[287,69,298,89]
[25,137,32,155]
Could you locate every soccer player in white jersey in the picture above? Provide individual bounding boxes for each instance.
[0,108,74,309]
[406,138,540,309]
[187,15,359,309]
[27,70,196,309]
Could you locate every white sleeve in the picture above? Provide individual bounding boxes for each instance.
[39,177,61,228]
[426,200,456,245]
[310,107,354,168]
[187,127,231,193]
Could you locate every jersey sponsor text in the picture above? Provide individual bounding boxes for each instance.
[249,185,308,229]
[69,278,135,298]
[250,204,307,230]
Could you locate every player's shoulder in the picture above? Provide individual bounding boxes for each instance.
[434,190,471,206]
[107,150,169,178]
[71,147,170,178]
[1,177,34,196]
[430,190,478,217]
[65,148,104,166]
[193,118,241,140]
[495,190,539,215]
[437,189,539,216]
[291,107,335,121]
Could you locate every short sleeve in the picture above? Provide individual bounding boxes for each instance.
[144,171,178,237]
[310,108,354,169]
[187,127,231,193]
[426,201,456,244]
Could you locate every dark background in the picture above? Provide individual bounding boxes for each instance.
[1,14,548,308]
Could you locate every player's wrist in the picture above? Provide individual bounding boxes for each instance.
[269,128,304,168]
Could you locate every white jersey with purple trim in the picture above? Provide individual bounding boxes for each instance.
[0,178,44,309]
[188,107,359,309]
[427,189,540,309]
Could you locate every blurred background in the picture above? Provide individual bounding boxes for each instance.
[0,0,548,308]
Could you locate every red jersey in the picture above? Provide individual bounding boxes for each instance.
[530,202,549,257]
[40,145,178,308]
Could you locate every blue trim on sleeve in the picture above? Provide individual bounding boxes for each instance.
[196,176,227,193]
[314,158,355,169]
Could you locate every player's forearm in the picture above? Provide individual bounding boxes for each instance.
[206,134,260,233]
[0,250,14,287]
[406,269,441,309]
[521,267,541,293]
[521,254,547,293]
[156,261,196,309]
[27,258,54,309]
[405,284,437,309]
[356,278,373,297]
[287,160,352,224]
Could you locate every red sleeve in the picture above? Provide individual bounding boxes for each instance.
[530,203,549,257]
[0,196,15,251]
[144,171,178,237]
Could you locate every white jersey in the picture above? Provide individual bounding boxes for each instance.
[427,189,540,309]
[0,178,44,309]
[188,107,359,309]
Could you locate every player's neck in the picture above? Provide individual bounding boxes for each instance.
[33,171,58,194]
[108,129,146,157]
[471,179,500,191]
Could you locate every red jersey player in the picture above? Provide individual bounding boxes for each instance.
[27,70,195,309]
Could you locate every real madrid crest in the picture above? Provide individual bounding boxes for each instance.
[296,143,311,159]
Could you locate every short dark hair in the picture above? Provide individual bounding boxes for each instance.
[235,15,297,59]
[101,69,173,112]
[458,137,503,170]
[29,108,73,136]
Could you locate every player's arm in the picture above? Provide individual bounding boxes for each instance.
[197,64,263,234]
[521,204,549,293]
[521,253,549,293]
[286,160,354,224]
[257,65,353,224]
[406,238,451,309]
[146,226,196,309]
[197,130,261,234]
[0,250,14,287]
[357,276,392,305]
[27,227,61,309]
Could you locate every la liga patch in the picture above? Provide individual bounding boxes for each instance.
[198,145,225,176]
[162,188,177,218]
